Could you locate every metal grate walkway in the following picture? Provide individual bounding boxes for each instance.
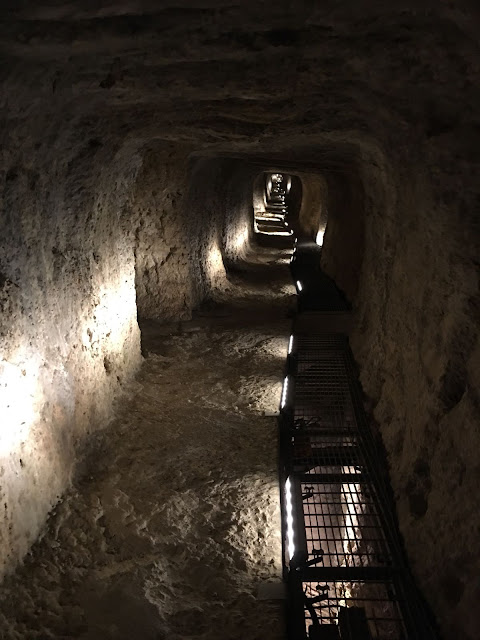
[279,241,437,640]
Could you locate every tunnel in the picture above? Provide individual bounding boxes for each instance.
[0,2,479,639]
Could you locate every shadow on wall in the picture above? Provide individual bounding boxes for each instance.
[182,156,263,294]
[320,168,365,303]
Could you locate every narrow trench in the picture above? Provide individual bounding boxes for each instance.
[0,241,294,640]
[1,8,478,639]
[282,239,437,639]
[0,172,436,640]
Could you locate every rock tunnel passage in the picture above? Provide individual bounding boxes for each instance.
[0,230,438,640]
[1,4,480,640]
[0,235,438,639]
[282,240,437,639]
[0,244,295,640]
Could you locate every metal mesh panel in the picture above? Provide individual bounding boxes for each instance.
[288,344,394,571]
[281,242,437,640]
[303,580,407,639]
[281,334,436,638]
[294,335,348,351]
[300,478,392,569]
[293,351,356,428]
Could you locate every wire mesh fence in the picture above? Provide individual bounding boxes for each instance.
[280,270,437,639]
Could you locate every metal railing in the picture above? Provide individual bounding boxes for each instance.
[278,242,437,640]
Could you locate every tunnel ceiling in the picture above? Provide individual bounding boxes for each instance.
[1,0,479,160]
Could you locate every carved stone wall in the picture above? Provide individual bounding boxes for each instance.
[0,2,479,636]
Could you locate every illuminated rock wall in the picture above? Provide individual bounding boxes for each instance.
[184,156,254,297]
[133,150,257,321]
[0,131,143,574]
[1,2,479,637]
[0,140,256,577]
[131,142,195,321]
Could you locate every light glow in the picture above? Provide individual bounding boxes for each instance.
[285,477,295,560]
[296,280,303,292]
[255,229,293,237]
[255,215,285,222]
[0,352,41,457]
[233,227,249,252]
[280,375,289,409]
[89,275,138,352]
[205,242,227,288]
[288,335,294,355]
[342,466,361,556]
[315,229,325,246]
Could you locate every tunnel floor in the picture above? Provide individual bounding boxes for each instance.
[0,245,296,640]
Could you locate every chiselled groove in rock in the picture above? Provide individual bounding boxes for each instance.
[0,3,479,639]
[280,240,437,638]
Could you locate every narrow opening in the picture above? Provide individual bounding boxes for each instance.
[253,172,293,236]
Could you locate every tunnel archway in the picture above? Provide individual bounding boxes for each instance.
[0,4,479,638]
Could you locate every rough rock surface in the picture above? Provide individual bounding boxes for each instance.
[0,1,479,638]
[0,247,293,639]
